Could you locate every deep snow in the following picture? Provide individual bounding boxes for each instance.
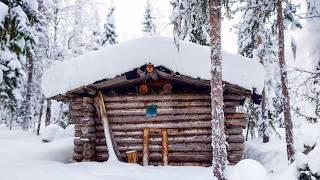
[42,36,264,98]
[0,125,300,180]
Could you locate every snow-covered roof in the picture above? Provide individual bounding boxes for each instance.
[42,36,264,98]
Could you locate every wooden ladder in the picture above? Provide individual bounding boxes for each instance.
[142,128,169,166]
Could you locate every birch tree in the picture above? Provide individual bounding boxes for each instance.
[277,0,295,163]
[208,0,227,179]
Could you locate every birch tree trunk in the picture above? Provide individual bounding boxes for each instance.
[208,0,228,179]
[277,0,295,163]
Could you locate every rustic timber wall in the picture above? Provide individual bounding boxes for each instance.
[70,97,108,162]
[70,92,247,166]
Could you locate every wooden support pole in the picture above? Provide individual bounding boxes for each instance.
[126,150,138,164]
[143,128,150,166]
[161,129,169,166]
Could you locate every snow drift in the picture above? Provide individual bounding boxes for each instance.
[42,36,264,98]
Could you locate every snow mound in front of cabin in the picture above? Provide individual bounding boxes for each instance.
[42,124,75,142]
[229,159,269,180]
[42,124,64,142]
[42,36,264,98]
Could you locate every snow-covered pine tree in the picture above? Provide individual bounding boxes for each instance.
[20,0,39,131]
[170,0,210,48]
[208,0,228,179]
[142,0,156,36]
[0,0,38,129]
[238,0,279,143]
[277,0,295,163]
[102,2,117,46]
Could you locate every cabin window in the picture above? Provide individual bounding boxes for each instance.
[146,104,158,117]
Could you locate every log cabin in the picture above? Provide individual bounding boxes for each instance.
[42,37,264,166]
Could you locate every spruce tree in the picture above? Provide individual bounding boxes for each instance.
[170,0,210,47]
[0,0,37,125]
[142,0,156,36]
[102,3,117,46]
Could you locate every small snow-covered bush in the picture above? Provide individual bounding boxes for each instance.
[229,159,269,180]
[295,124,320,180]
[41,124,64,142]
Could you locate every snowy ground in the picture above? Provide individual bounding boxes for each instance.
[0,125,296,180]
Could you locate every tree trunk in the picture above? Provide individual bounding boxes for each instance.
[22,56,34,131]
[277,0,295,163]
[45,99,52,126]
[208,0,228,179]
[36,96,45,135]
[261,89,270,143]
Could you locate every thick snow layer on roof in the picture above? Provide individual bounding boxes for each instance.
[42,36,264,98]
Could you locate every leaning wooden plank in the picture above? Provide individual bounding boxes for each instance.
[162,129,169,166]
[94,91,122,162]
[143,128,150,166]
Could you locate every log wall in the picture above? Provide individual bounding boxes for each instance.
[70,93,247,166]
[70,97,108,162]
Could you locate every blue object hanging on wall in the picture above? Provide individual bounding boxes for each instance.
[146,104,158,117]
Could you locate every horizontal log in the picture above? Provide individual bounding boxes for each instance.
[81,126,96,134]
[225,113,247,119]
[228,153,243,162]
[224,101,241,107]
[106,107,212,116]
[71,111,96,117]
[83,149,95,159]
[95,125,104,131]
[81,134,96,142]
[104,94,211,102]
[93,153,108,162]
[223,94,244,101]
[95,145,108,152]
[113,128,212,137]
[95,138,107,145]
[226,135,245,143]
[74,146,83,153]
[227,143,244,151]
[168,162,211,167]
[72,97,95,104]
[108,114,212,123]
[106,100,211,110]
[73,153,84,161]
[80,117,96,126]
[96,132,106,138]
[111,121,211,131]
[115,135,211,144]
[74,139,85,145]
[225,127,243,135]
[118,143,212,152]
[224,107,237,114]
[71,103,96,112]
[75,131,82,137]
[83,143,94,150]
[120,152,212,162]
[225,119,247,128]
